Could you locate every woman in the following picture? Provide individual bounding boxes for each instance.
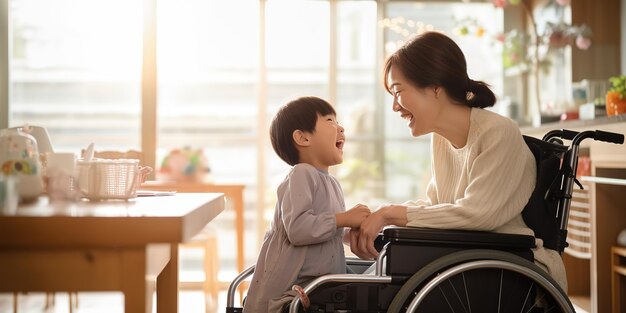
[350,31,567,290]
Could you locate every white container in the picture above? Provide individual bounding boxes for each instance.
[45,152,78,201]
[0,128,44,201]
[77,158,140,200]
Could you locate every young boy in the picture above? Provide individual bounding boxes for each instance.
[243,96,370,313]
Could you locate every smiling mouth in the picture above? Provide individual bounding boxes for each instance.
[336,138,345,150]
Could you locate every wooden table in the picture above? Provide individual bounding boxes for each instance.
[0,193,224,313]
[140,181,245,276]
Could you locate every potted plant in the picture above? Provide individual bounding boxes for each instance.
[606,75,626,116]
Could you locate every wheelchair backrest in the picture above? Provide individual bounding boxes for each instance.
[521,136,569,252]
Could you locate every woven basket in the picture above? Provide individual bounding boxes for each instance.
[77,158,140,200]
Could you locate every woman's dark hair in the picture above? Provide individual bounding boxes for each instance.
[270,96,336,166]
[383,31,496,108]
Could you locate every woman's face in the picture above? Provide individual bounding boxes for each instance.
[387,65,440,137]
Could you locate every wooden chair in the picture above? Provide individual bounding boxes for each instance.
[12,292,78,313]
[177,224,220,311]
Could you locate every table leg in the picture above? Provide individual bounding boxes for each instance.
[233,192,244,275]
[157,244,179,313]
[121,248,147,313]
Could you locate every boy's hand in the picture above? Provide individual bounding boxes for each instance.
[336,204,370,228]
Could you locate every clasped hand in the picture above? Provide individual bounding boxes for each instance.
[344,204,391,260]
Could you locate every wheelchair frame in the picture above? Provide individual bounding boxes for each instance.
[226,129,624,313]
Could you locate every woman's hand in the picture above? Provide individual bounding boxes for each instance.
[355,208,389,259]
[352,204,409,259]
[348,227,372,260]
[336,203,370,228]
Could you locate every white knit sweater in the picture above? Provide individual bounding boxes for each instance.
[403,108,567,290]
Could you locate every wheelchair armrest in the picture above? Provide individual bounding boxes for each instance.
[383,226,536,249]
[375,233,389,252]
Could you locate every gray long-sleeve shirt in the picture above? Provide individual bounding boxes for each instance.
[243,163,346,313]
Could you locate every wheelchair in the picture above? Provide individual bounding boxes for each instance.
[226,129,624,313]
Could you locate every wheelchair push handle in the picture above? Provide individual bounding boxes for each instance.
[593,130,624,144]
[570,130,624,146]
[541,129,624,145]
[542,128,580,142]
[559,129,580,140]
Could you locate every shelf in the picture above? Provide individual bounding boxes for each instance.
[614,247,626,277]
[580,176,626,186]
[612,246,626,313]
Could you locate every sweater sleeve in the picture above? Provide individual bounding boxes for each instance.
[402,178,435,207]
[406,124,536,231]
[281,165,338,246]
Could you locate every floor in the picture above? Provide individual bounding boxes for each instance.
[0,290,235,313]
[0,291,592,313]
[0,248,591,313]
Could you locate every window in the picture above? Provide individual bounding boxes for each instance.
[264,0,331,213]
[156,0,260,278]
[156,0,260,184]
[382,1,503,204]
[9,0,143,151]
[4,0,507,272]
[334,1,380,204]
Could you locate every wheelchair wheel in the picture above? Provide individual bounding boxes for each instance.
[387,249,574,313]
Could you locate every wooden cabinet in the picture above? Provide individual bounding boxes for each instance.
[612,246,626,313]
[579,171,626,313]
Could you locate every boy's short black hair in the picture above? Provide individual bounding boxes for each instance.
[270,96,336,166]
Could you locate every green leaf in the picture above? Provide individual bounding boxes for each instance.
[609,75,626,98]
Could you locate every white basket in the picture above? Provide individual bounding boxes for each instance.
[77,158,140,200]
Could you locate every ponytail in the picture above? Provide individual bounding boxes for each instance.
[467,79,496,109]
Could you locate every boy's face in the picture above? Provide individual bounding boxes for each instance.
[300,113,345,170]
